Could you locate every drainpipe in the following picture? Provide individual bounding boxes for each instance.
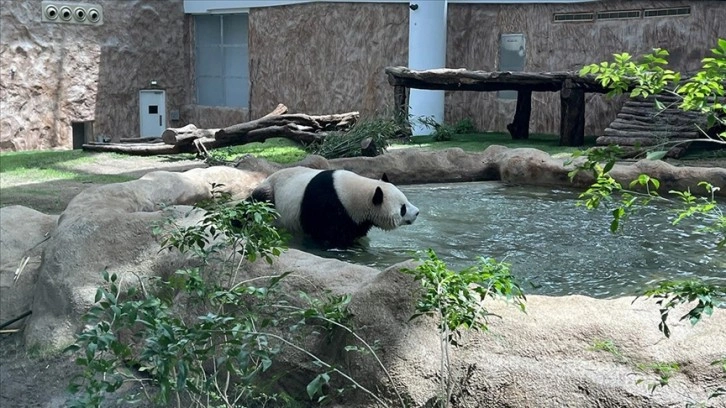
[408,0,447,136]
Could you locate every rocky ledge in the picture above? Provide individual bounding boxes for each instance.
[1,147,724,407]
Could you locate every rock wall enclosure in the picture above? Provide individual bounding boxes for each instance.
[1,147,725,407]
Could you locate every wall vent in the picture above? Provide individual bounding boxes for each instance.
[644,6,691,18]
[41,1,103,25]
[597,10,641,21]
[553,12,595,23]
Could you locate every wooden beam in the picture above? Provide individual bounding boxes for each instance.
[506,90,532,140]
[384,66,611,93]
[393,85,412,138]
[559,79,585,146]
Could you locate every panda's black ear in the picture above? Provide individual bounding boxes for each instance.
[381,173,390,183]
[373,186,384,206]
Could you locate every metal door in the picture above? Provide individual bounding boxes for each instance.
[499,34,526,100]
[139,90,166,138]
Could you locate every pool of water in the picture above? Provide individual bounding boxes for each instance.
[296,182,725,298]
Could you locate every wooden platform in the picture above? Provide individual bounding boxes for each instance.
[385,66,612,146]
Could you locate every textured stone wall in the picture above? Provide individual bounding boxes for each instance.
[446,0,726,136]
[249,0,723,136]
[248,2,409,120]
[2,0,723,151]
[0,0,190,150]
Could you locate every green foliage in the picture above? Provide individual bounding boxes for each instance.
[589,339,622,359]
[403,249,525,406]
[578,45,725,404]
[670,182,725,248]
[405,249,526,339]
[157,184,286,264]
[580,38,726,142]
[453,118,477,135]
[65,188,397,407]
[571,147,724,340]
[635,280,725,339]
[571,154,662,233]
[635,361,681,394]
[307,115,401,159]
[581,48,681,99]
[203,138,308,165]
[417,116,450,141]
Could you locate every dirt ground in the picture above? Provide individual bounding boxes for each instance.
[0,152,724,407]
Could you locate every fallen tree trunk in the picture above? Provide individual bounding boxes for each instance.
[162,104,289,146]
[82,142,181,155]
[83,105,359,155]
[162,124,219,146]
[215,111,359,142]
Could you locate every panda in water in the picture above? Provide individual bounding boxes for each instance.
[250,166,419,248]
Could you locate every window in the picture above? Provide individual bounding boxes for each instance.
[553,12,595,23]
[195,13,249,108]
[597,10,641,20]
[644,7,691,18]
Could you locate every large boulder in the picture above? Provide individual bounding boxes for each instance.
[236,146,726,196]
[4,148,725,407]
[0,206,58,329]
[24,166,266,350]
[348,266,726,406]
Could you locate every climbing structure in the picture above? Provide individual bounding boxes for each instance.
[597,93,708,157]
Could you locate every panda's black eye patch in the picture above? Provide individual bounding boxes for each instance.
[400,204,407,216]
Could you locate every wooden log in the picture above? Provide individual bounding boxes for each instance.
[614,113,702,126]
[82,142,181,155]
[393,85,412,139]
[602,128,700,138]
[620,106,703,118]
[162,124,220,146]
[607,121,697,132]
[384,66,612,93]
[559,79,585,146]
[507,90,532,140]
[162,104,289,146]
[596,136,662,146]
[260,103,289,118]
[215,112,358,141]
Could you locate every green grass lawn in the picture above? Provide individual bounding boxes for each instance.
[1,130,720,214]
[206,138,309,164]
[397,132,598,155]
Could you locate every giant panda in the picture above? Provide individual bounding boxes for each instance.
[250,166,419,248]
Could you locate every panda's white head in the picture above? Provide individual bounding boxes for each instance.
[335,171,419,231]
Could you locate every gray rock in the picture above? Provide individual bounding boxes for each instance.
[0,206,58,329]
[6,149,725,406]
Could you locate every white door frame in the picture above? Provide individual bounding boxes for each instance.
[139,90,166,138]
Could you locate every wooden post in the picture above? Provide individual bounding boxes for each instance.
[559,79,585,146]
[506,90,532,140]
[393,85,412,139]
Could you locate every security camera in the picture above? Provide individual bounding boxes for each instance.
[409,4,418,10]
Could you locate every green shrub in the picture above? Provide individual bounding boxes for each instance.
[307,116,401,159]
[64,187,399,407]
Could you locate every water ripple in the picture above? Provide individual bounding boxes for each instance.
[300,182,725,299]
